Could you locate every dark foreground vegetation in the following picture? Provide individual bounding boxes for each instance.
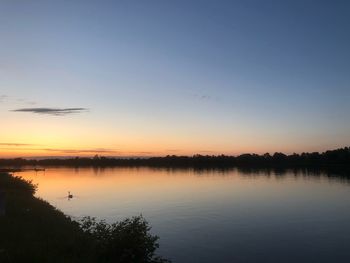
[0,147,349,168]
[0,172,170,263]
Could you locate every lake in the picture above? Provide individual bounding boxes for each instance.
[18,167,350,263]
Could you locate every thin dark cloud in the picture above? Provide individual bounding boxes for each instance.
[190,92,221,102]
[0,142,35,147]
[11,107,89,116]
[43,148,119,154]
[200,95,211,100]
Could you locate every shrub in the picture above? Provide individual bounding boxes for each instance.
[80,216,170,263]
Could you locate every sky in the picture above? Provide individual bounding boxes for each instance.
[1,0,350,157]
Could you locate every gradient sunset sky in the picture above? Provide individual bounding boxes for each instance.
[1,0,350,157]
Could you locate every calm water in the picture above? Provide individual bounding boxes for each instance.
[18,167,350,263]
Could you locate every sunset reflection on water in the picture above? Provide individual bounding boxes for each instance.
[17,167,350,263]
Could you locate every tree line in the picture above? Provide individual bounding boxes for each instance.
[0,147,349,168]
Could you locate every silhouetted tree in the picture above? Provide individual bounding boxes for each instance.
[1,147,350,168]
[80,216,170,263]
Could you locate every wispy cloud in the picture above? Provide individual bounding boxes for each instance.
[11,107,89,116]
[43,148,119,154]
[0,95,8,103]
[0,142,36,147]
[0,146,120,155]
[190,92,221,102]
[16,98,37,105]
[0,95,37,106]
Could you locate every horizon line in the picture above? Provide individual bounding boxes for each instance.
[0,146,349,160]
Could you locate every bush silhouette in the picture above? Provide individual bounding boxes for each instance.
[0,172,170,263]
[80,216,170,263]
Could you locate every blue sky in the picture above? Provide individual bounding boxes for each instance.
[0,0,349,156]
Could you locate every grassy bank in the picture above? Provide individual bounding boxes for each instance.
[0,172,169,263]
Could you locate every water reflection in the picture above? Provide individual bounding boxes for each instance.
[17,167,350,263]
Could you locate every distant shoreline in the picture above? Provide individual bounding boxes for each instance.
[1,147,349,169]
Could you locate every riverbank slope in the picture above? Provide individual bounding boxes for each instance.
[0,172,169,263]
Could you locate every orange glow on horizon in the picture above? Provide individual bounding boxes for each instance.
[0,143,336,158]
[0,115,339,158]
